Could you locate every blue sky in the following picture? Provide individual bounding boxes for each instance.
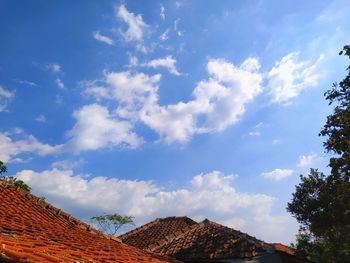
[1,0,349,244]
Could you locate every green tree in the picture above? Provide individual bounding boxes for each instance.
[0,160,7,175]
[287,45,350,263]
[0,160,31,192]
[90,213,135,236]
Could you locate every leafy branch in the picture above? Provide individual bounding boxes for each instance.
[90,214,135,236]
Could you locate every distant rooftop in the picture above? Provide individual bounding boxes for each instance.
[120,216,305,263]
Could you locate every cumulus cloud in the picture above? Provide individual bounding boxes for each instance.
[82,57,263,144]
[66,104,143,152]
[117,4,148,43]
[261,168,294,181]
[144,56,182,75]
[267,52,324,104]
[78,51,322,146]
[0,132,63,163]
[84,86,110,100]
[105,71,161,119]
[193,58,263,132]
[0,86,14,112]
[93,31,114,45]
[14,169,297,244]
[139,57,262,142]
[297,153,320,169]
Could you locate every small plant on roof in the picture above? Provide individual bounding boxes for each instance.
[0,160,31,192]
[90,213,135,236]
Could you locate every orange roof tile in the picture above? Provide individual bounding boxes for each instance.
[0,180,175,263]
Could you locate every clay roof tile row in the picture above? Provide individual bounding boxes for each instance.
[0,180,175,263]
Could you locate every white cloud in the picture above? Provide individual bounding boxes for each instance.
[14,169,297,244]
[117,4,148,43]
[48,63,61,73]
[140,57,262,143]
[191,171,237,190]
[0,86,14,98]
[144,56,182,75]
[159,28,169,41]
[51,159,84,170]
[83,57,263,144]
[35,114,46,123]
[297,153,318,168]
[84,86,110,100]
[55,78,65,89]
[0,86,14,112]
[93,31,114,45]
[195,58,263,132]
[0,132,63,163]
[160,4,165,20]
[261,168,294,181]
[104,71,160,119]
[267,52,324,104]
[66,104,143,152]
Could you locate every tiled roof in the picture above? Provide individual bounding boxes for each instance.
[152,219,258,260]
[119,216,197,250]
[0,180,174,263]
[121,217,298,262]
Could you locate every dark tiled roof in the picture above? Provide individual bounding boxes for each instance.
[119,216,197,250]
[121,217,297,262]
[152,219,258,260]
[0,180,173,263]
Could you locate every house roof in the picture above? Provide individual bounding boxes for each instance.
[119,216,197,251]
[120,217,298,262]
[0,180,174,263]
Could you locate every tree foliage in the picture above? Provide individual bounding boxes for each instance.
[287,45,350,263]
[0,160,7,174]
[90,213,135,236]
[0,160,31,192]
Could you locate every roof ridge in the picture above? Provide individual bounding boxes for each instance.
[159,216,195,222]
[0,180,121,242]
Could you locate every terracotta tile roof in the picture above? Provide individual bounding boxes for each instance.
[119,216,197,250]
[121,217,298,262]
[0,180,174,263]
